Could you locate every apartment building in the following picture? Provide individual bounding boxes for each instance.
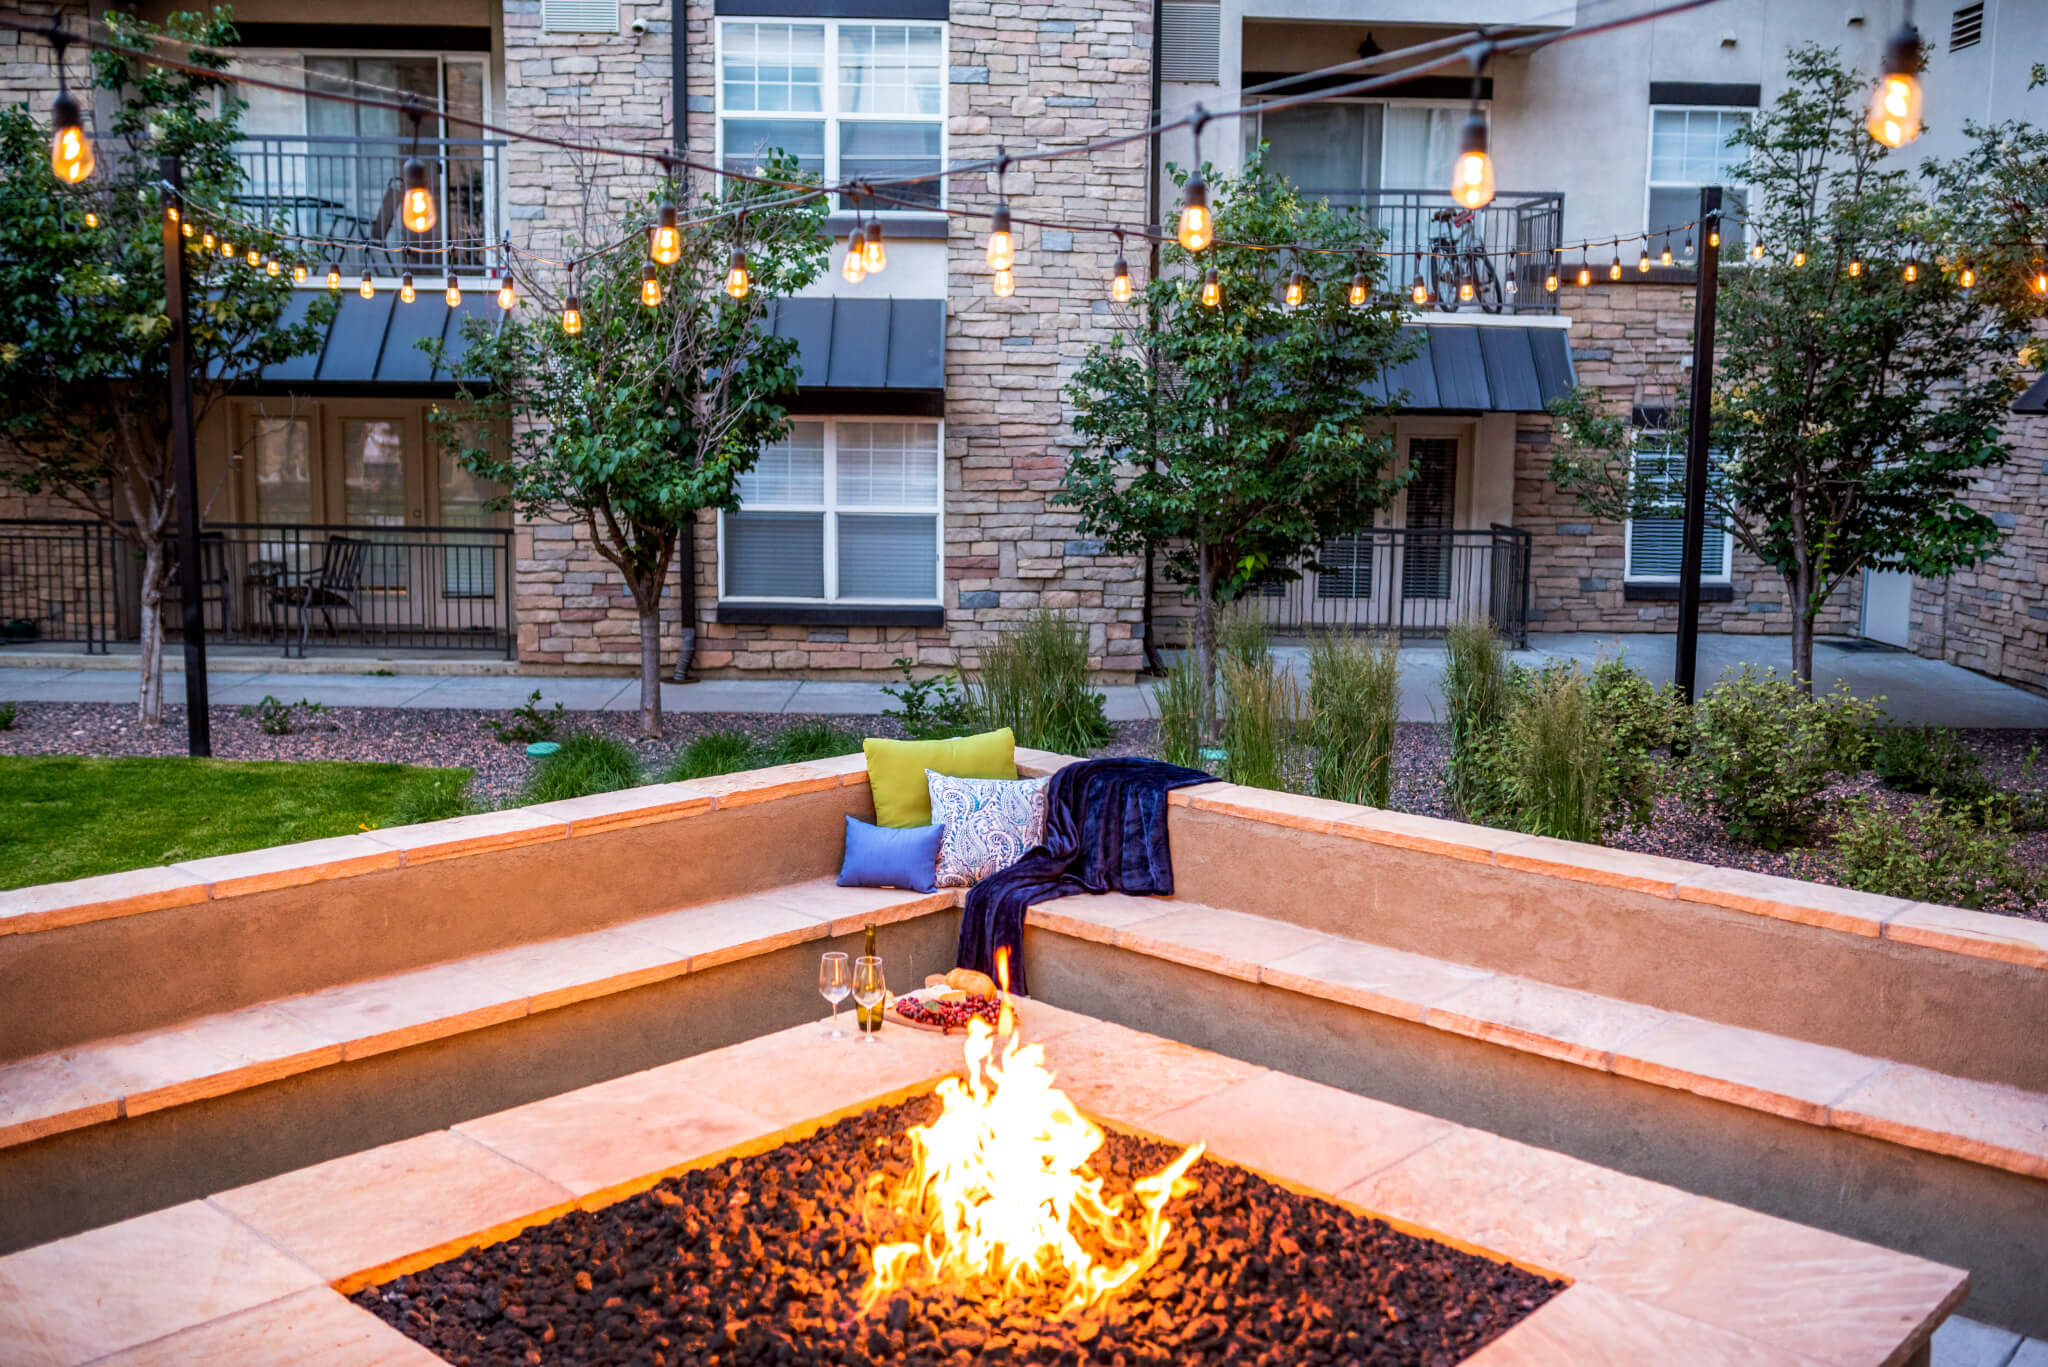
[4,0,2047,689]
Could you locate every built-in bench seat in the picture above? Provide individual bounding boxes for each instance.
[0,878,956,1153]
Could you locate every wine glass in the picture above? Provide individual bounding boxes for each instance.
[852,955,887,1045]
[819,951,851,1039]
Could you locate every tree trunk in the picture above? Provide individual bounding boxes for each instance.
[636,600,663,739]
[1193,550,1220,747]
[137,539,166,728]
[670,517,697,684]
[1788,565,1817,695]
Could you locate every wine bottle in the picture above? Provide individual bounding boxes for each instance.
[856,922,880,1033]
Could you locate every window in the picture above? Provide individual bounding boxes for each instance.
[1624,448,1732,584]
[1246,100,1473,258]
[717,19,945,209]
[721,420,943,603]
[1646,107,1750,250]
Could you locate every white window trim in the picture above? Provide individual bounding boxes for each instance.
[713,17,949,213]
[1642,104,1752,253]
[1621,445,1734,585]
[716,416,946,605]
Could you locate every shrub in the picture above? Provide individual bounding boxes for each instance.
[485,689,565,745]
[520,733,643,804]
[969,610,1112,754]
[239,695,328,736]
[1871,724,1995,807]
[666,730,762,781]
[0,701,15,731]
[1216,598,1272,672]
[1587,659,1687,830]
[1495,665,1606,843]
[1152,652,1205,770]
[1689,667,1881,848]
[880,657,977,740]
[1220,652,1304,792]
[764,720,860,766]
[387,769,479,825]
[1795,797,2038,912]
[1442,622,1511,820]
[1307,632,1399,808]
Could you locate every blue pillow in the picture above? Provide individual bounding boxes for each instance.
[838,815,945,895]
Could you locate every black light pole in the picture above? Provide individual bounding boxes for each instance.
[162,154,211,756]
[1674,185,1721,705]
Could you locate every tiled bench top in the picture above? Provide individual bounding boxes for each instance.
[0,877,958,1153]
[1168,781,2048,974]
[0,1004,1965,1367]
[1027,893,2048,1183]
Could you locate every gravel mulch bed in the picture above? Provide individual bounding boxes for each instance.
[353,1094,1561,1367]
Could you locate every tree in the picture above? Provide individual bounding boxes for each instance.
[1547,46,2027,689]
[0,10,328,725]
[434,167,827,737]
[1060,159,1414,737]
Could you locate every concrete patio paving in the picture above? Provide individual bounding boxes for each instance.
[3,633,2046,728]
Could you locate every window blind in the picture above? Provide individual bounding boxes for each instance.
[839,513,937,599]
[725,511,826,598]
[1626,448,1729,581]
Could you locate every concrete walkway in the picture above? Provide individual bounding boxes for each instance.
[3,633,2046,728]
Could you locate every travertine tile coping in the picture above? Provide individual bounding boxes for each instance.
[1026,894,2048,1181]
[1167,780,2045,973]
[0,1005,1964,1366]
[0,756,877,938]
[0,878,958,1153]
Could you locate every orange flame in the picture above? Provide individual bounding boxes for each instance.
[860,972,1204,1315]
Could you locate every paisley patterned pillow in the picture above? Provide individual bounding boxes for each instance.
[925,770,1051,889]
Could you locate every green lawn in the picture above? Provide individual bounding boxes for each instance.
[0,755,473,891]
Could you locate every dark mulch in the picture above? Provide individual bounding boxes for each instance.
[353,1095,1561,1367]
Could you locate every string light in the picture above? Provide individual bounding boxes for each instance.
[1544,264,1559,293]
[48,30,93,185]
[1792,248,1806,268]
[1958,263,1975,290]
[1848,257,1862,277]
[1901,261,1917,283]
[992,266,1015,298]
[1347,268,1368,308]
[862,218,886,275]
[400,271,416,304]
[1867,19,1924,148]
[2032,265,2048,297]
[1682,234,1693,260]
[1284,266,1308,310]
[496,271,516,310]
[1751,239,1765,261]
[1411,272,1428,306]
[1576,253,1592,288]
[1179,112,1212,252]
[181,221,193,239]
[445,272,461,307]
[247,247,261,267]
[166,204,177,224]
[400,106,436,234]
[1608,249,1622,281]
[649,201,680,265]
[725,247,751,300]
[1200,267,1220,308]
[1637,246,1651,273]
[265,257,280,277]
[841,226,866,283]
[202,231,214,251]
[986,203,1014,272]
[1450,50,1495,210]
[84,210,97,228]
[220,238,234,259]
[359,270,374,299]
[292,262,306,283]
[326,263,340,290]
[641,262,661,307]
[1659,236,1673,267]
[562,292,583,335]
[1111,231,1132,303]
[1708,226,1720,249]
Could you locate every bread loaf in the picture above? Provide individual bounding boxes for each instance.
[944,967,999,999]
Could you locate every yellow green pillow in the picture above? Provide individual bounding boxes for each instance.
[864,729,1017,827]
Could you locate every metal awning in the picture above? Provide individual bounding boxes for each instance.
[763,297,945,392]
[1367,323,1576,414]
[231,289,504,389]
[2014,371,2048,413]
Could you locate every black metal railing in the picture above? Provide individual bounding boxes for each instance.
[1250,525,1532,646]
[0,519,514,657]
[231,136,504,275]
[1301,189,1565,316]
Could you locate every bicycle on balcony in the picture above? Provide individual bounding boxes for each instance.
[1426,207,1504,315]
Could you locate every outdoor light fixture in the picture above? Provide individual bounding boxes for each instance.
[1576,256,1592,287]
[862,219,886,274]
[248,248,261,267]
[1200,268,1220,308]
[1637,247,1651,273]
[1545,265,1559,293]
[992,266,1015,298]
[650,201,681,265]
[166,205,177,224]
[562,293,583,334]
[1867,18,1924,148]
[1111,230,1132,303]
[1459,276,1475,302]
[1708,227,1720,249]
[292,262,307,283]
[496,273,517,310]
[1848,258,1862,277]
[359,270,375,299]
[1608,250,1622,281]
[841,230,867,283]
[221,238,234,259]
[986,203,1014,271]
[1902,261,1917,283]
[1793,248,1806,268]
[1751,239,1765,261]
[181,221,193,239]
[1348,270,1368,308]
[2032,267,2047,297]
[400,272,416,304]
[445,273,461,307]
[48,32,93,185]
[641,262,661,307]
[1660,237,1673,267]
[725,248,751,300]
[400,105,436,234]
[266,258,280,277]
[326,264,340,290]
[1451,115,1495,211]
[1284,267,1308,310]
[1683,234,1694,260]
[1959,263,1975,290]
[202,231,215,251]
[1411,273,1428,305]
[84,210,98,228]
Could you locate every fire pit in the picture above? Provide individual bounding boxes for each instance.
[353,1009,1562,1365]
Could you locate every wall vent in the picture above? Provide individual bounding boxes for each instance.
[542,0,620,33]
[1950,2,1984,50]
[1160,1,1221,85]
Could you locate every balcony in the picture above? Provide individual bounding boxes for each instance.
[1246,525,1533,646]
[231,136,505,277]
[1315,189,1565,316]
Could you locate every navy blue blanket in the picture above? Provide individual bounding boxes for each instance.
[957,757,1213,996]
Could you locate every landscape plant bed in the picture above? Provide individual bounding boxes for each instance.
[353,1095,1563,1367]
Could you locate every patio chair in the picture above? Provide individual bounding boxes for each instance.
[267,534,369,656]
[163,530,235,634]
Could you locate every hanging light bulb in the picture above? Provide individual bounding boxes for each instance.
[84,210,98,228]
[1459,276,1475,302]
[1451,114,1495,211]
[725,247,751,300]
[986,203,1014,271]
[1544,265,1559,293]
[1682,234,1694,261]
[1902,261,1918,283]
[1867,22,1924,148]
[1178,173,1211,253]
[2032,266,2048,297]
[1709,227,1721,249]
[181,221,194,239]
[641,262,662,307]
[1958,263,1975,290]
[1637,246,1651,273]
[562,294,583,335]
[1751,239,1765,261]
[359,270,375,300]
[400,272,416,304]
[862,219,886,274]
[266,258,280,277]
[202,231,215,251]
[1848,257,1862,277]
[326,263,340,291]
[166,205,177,225]
[841,230,867,283]
[649,201,681,265]
[1504,268,1517,298]
[1411,273,1429,306]
[1348,270,1368,308]
[1608,250,1622,281]
[292,262,307,283]
[1112,238,1133,303]
[247,247,261,268]
[401,158,436,235]
[221,238,235,259]
[496,272,517,310]
[1793,248,1806,268]
[1284,266,1308,310]
[1576,254,1592,288]
[49,60,93,185]
[1200,267,1220,308]
[992,266,1015,298]
[1660,237,1673,268]
[445,273,461,307]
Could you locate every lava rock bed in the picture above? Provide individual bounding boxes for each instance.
[354,1096,1563,1367]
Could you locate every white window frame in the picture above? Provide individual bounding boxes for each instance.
[1622,445,1734,585]
[1643,105,1752,255]
[713,17,949,212]
[717,416,946,605]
